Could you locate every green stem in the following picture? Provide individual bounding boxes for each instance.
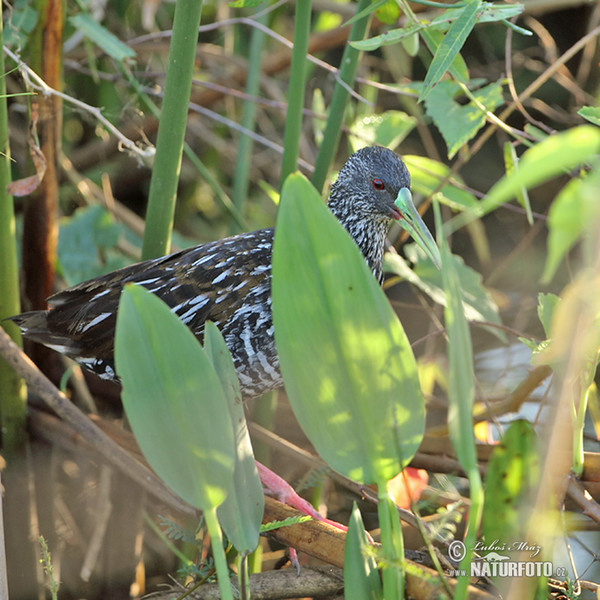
[0,5,26,453]
[123,67,247,231]
[231,10,268,232]
[142,0,204,260]
[377,487,404,600]
[280,1,312,187]
[203,506,234,600]
[311,0,372,193]
[455,469,483,600]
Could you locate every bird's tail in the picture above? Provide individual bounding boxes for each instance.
[7,311,83,357]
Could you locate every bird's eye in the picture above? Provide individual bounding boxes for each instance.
[372,178,384,190]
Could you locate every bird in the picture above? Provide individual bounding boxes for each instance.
[11,146,440,399]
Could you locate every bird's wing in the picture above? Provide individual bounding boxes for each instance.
[13,228,274,372]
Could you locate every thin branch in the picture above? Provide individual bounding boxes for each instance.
[3,46,155,160]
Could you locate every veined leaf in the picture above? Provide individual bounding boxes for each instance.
[423,80,503,159]
[272,174,425,484]
[115,285,235,511]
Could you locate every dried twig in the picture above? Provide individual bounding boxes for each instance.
[3,46,155,160]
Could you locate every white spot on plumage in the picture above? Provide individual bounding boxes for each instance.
[79,312,112,333]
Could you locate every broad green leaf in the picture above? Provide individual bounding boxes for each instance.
[453,126,600,231]
[542,169,600,283]
[69,14,136,61]
[423,80,504,158]
[344,503,383,600]
[385,247,504,340]
[404,155,478,211]
[482,421,540,552]
[349,111,417,152]
[420,0,481,101]
[205,322,264,554]
[57,205,128,286]
[272,174,425,484]
[115,285,235,510]
[578,106,600,126]
[503,142,532,225]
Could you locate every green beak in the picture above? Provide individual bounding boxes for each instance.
[393,188,441,269]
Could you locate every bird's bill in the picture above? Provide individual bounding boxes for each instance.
[393,188,441,269]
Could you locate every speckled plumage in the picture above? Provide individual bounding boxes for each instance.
[12,147,418,399]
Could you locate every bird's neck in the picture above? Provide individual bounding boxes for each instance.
[327,201,391,284]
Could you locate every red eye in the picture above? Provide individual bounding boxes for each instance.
[372,178,384,190]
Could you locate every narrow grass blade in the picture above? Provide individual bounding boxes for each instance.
[345,503,383,600]
[420,0,481,101]
[204,322,264,554]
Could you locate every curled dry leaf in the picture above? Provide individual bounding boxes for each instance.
[7,103,47,196]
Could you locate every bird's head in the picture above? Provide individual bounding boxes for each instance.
[329,146,441,269]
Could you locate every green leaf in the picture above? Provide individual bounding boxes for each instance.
[115,285,235,511]
[375,0,400,24]
[350,22,432,52]
[459,126,600,228]
[349,111,417,152]
[438,209,477,470]
[57,205,128,286]
[385,248,504,340]
[482,421,540,551]
[503,142,532,225]
[404,155,478,211]
[420,0,481,101]
[420,27,469,84]
[69,14,136,62]
[344,503,383,600]
[272,174,425,484]
[351,3,524,52]
[4,0,38,49]
[423,80,504,158]
[542,169,600,283]
[205,322,264,555]
[537,293,560,338]
[578,106,600,127]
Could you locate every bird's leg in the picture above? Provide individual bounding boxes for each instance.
[256,461,348,573]
[256,461,348,532]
